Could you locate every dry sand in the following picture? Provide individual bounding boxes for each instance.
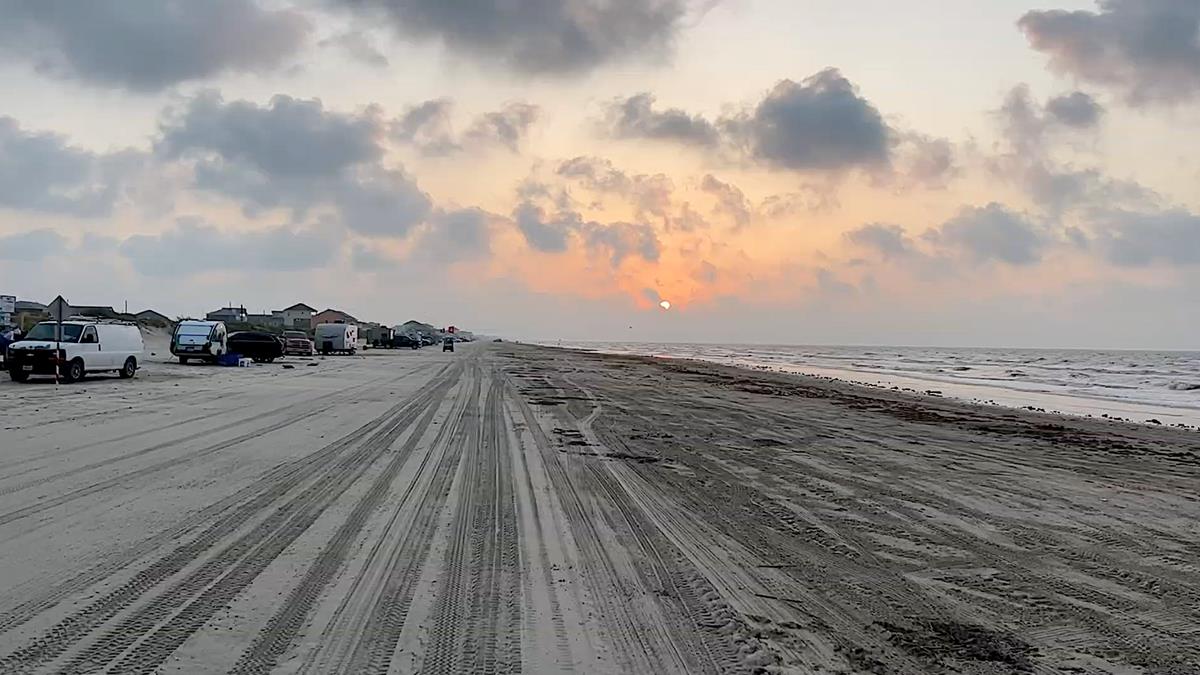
[0,343,1197,674]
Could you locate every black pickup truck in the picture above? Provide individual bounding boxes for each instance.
[227,331,285,363]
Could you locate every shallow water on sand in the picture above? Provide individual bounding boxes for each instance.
[552,342,1200,427]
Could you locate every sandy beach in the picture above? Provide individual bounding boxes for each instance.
[0,343,1197,674]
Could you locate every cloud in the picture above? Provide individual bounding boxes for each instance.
[723,69,891,172]
[0,117,141,217]
[895,134,958,188]
[580,220,661,265]
[416,208,494,261]
[160,91,384,178]
[555,156,674,218]
[331,167,433,237]
[602,93,720,146]
[392,99,540,155]
[511,201,660,264]
[700,174,752,227]
[391,99,459,155]
[327,0,688,76]
[320,30,389,68]
[1019,0,1200,104]
[119,217,335,276]
[0,0,310,92]
[513,202,572,252]
[1092,208,1200,266]
[990,85,1129,214]
[159,91,431,236]
[845,223,915,259]
[0,229,67,261]
[464,102,540,151]
[1045,91,1104,128]
[926,203,1048,265]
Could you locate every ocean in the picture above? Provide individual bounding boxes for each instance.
[548,342,1200,427]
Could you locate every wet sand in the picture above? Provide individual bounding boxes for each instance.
[0,343,1197,673]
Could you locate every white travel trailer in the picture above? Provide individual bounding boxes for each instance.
[314,323,358,355]
[171,320,228,364]
[7,318,144,383]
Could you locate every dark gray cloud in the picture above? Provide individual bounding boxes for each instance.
[160,91,384,178]
[464,102,540,151]
[0,0,310,92]
[119,217,334,276]
[159,92,430,237]
[0,229,67,261]
[1019,0,1200,104]
[327,0,687,76]
[724,69,891,172]
[511,201,660,264]
[1045,91,1104,128]
[391,99,459,156]
[603,93,720,146]
[513,202,572,252]
[0,117,140,217]
[332,167,433,237]
[320,30,390,68]
[927,203,1047,265]
[845,223,915,259]
[1092,208,1200,266]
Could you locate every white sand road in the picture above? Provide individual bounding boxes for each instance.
[0,343,1198,673]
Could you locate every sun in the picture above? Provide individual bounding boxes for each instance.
[659,300,671,310]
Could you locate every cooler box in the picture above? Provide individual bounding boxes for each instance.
[218,352,242,367]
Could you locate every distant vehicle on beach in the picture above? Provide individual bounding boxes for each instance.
[228,331,284,363]
[442,336,455,352]
[172,320,228,364]
[315,323,357,355]
[8,318,143,383]
[282,330,315,356]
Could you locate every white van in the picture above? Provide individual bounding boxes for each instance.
[314,323,358,355]
[7,319,144,383]
[171,320,228,364]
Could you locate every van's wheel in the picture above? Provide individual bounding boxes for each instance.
[119,357,137,379]
[8,369,28,383]
[179,356,189,364]
[62,358,85,383]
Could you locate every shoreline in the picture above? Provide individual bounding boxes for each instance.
[549,342,1200,429]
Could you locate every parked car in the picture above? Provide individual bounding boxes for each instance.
[314,323,358,355]
[281,330,314,356]
[442,336,455,352]
[172,320,228,364]
[392,334,421,349]
[8,319,144,383]
[227,331,285,363]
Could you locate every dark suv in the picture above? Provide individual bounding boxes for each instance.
[442,337,455,352]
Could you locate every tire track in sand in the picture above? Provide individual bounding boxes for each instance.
[421,374,523,674]
[0,367,439,638]
[292,367,478,675]
[66,366,461,675]
[230,365,477,675]
[0,364,458,673]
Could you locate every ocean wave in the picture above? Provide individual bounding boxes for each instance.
[1167,382,1200,391]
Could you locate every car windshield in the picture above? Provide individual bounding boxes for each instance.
[177,326,211,336]
[23,323,84,342]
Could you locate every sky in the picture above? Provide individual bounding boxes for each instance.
[1,0,1198,349]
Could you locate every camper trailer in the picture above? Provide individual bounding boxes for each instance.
[314,323,358,355]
